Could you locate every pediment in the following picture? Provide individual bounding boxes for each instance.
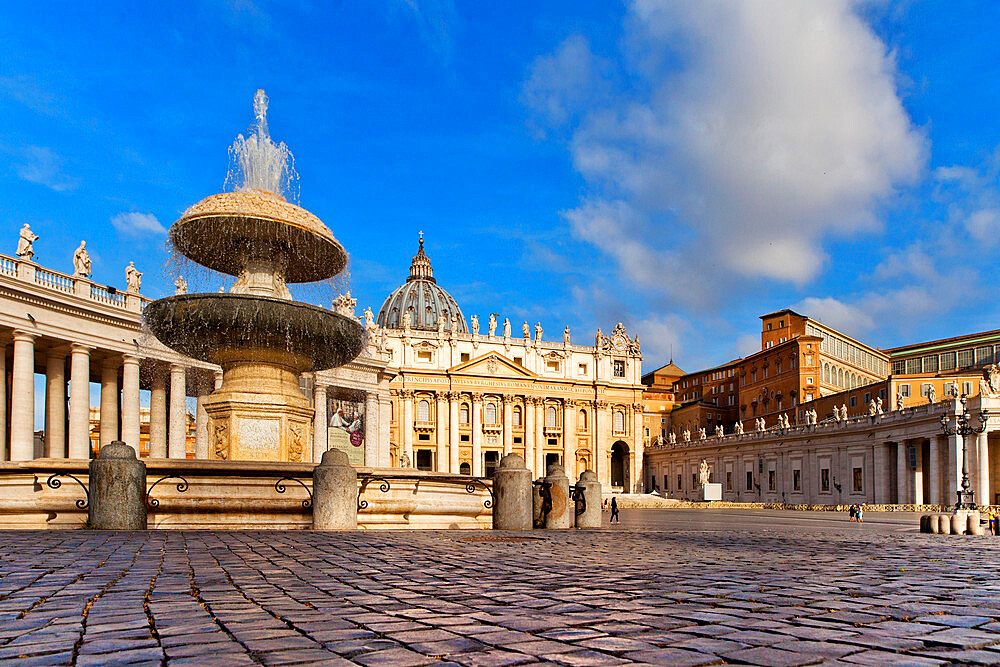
[449,352,536,378]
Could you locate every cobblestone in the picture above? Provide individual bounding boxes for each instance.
[0,510,998,665]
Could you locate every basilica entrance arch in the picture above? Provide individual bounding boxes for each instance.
[611,441,629,491]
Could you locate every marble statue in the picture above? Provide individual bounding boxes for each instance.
[450,313,458,334]
[979,364,1000,398]
[868,399,877,417]
[595,327,603,347]
[564,326,570,344]
[331,292,357,317]
[400,452,411,468]
[929,386,937,403]
[715,424,724,438]
[535,322,543,342]
[174,276,187,295]
[734,421,744,435]
[682,429,690,442]
[833,405,841,421]
[811,409,819,424]
[503,318,511,338]
[755,418,764,432]
[668,431,676,444]
[16,224,38,261]
[402,311,412,331]
[438,314,446,336]
[522,321,530,338]
[72,241,91,277]
[896,392,904,410]
[471,314,479,336]
[488,314,497,338]
[841,403,848,419]
[363,306,374,329]
[876,397,884,415]
[698,459,710,486]
[698,427,706,440]
[125,262,142,293]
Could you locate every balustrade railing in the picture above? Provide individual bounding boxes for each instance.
[0,251,148,313]
[0,255,16,277]
[34,265,74,293]
[90,283,126,306]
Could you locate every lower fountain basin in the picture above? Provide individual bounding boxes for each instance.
[144,294,365,371]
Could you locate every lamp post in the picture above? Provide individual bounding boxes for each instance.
[939,396,989,510]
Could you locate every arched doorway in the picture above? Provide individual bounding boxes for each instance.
[611,441,629,491]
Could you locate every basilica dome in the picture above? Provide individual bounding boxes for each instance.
[376,236,468,333]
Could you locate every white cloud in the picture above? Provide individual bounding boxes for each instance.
[391,0,458,58]
[632,313,689,367]
[526,0,926,300]
[522,35,608,130]
[111,212,167,236]
[793,296,875,338]
[933,149,1000,244]
[16,146,79,192]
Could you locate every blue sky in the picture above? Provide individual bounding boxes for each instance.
[3,1,1000,376]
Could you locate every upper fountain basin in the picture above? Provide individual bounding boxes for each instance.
[144,293,366,372]
[170,189,347,283]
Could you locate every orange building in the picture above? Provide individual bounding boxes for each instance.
[670,360,741,436]
[641,362,683,446]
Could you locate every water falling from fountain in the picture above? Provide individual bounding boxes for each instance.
[224,89,300,202]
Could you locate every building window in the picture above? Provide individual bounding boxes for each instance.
[546,360,560,373]
[416,350,432,363]
[923,355,939,373]
[460,352,470,362]
[726,471,733,491]
[793,469,801,491]
[460,462,471,475]
[692,473,698,489]
[940,352,956,371]
[460,434,470,443]
[578,363,587,376]
[853,467,863,493]
[513,356,523,366]
[963,381,973,396]
[863,392,871,404]
[546,406,557,428]
[614,410,625,433]
[820,468,830,492]
[745,470,753,491]
[900,384,910,397]
[485,402,497,424]
[417,400,430,422]
[849,396,856,408]
[460,404,470,424]
[578,409,588,430]
[416,450,433,471]
[806,377,813,385]
[484,451,500,478]
[921,383,933,398]
[778,319,784,328]
[513,407,522,426]
[677,474,683,490]
[768,469,775,491]
[959,349,974,369]
[613,360,625,378]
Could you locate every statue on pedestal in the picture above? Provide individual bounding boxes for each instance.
[125,262,142,293]
[73,241,91,277]
[698,459,710,486]
[715,425,724,438]
[363,306,374,330]
[535,322,543,342]
[734,421,744,435]
[668,431,676,445]
[698,427,706,440]
[503,318,511,338]
[471,314,479,336]
[896,392,904,410]
[16,224,38,261]
[522,321,530,338]
[564,326,571,344]
[928,385,936,403]
[488,313,496,338]
[174,276,188,295]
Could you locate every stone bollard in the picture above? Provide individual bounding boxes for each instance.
[312,449,358,530]
[89,441,147,530]
[492,454,532,530]
[532,479,545,528]
[919,515,931,533]
[928,514,940,534]
[574,470,602,529]
[542,463,572,530]
[938,514,952,535]
[951,513,967,535]
[967,511,984,536]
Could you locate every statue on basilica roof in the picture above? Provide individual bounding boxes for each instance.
[16,224,38,261]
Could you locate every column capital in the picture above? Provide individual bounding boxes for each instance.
[122,353,141,365]
[69,342,93,354]
[12,329,38,343]
[400,388,415,399]
[314,383,328,394]
[471,392,484,402]
[169,362,186,373]
[45,345,69,359]
[446,391,462,401]
[595,400,609,410]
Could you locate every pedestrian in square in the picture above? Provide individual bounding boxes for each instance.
[610,496,620,524]
[848,504,856,522]
[857,503,865,523]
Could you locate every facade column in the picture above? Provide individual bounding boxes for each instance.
[595,400,610,488]
[977,429,990,509]
[312,383,327,463]
[401,389,414,467]
[632,402,644,493]
[436,392,449,472]
[928,436,941,506]
[364,392,379,467]
[912,440,924,505]
[524,396,536,477]
[472,393,483,477]
[946,433,960,507]
[562,399,575,479]
[195,385,209,459]
[502,394,513,456]
[44,349,67,458]
[99,357,120,448]
[534,399,545,476]
[168,363,187,459]
[9,331,37,461]
[68,344,91,459]
[895,441,908,505]
[448,392,460,473]
[121,355,141,454]
[0,343,6,461]
[149,366,167,458]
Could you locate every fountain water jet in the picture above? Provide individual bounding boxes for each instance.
[144,90,364,462]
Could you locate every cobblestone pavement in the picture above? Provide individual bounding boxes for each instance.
[1,510,999,666]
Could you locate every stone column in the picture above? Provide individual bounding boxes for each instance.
[895,441,910,505]
[313,383,328,463]
[977,429,990,509]
[436,392,449,472]
[121,355,141,454]
[195,388,209,459]
[167,363,187,459]
[0,344,6,461]
[149,366,167,458]
[575,470,602,529]
[542,463,572,529]
[9,331,37,461]
[89,442,146,530]
[912,440,924,506]
[929,436,941,507]
[492,453,532,530]
[502,394,513,456]
[68,344,91,459]
[595,401,610,488]
[524,397,536,477]
[365,392,379,467]
[562,399,575,480]
[632,403,644,493]
[44,349,67,458]
[401,389,414,467]
[472,393,483,477]
[448,392,460,473]
[534,399,545,476]
[99,358,120,448]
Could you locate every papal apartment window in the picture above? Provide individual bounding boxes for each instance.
[900,384,910,397]
[921,383,933,397]
[416,350,432,362]
[963,381,973,396]
[614,360,626,378]
[578,363,587,376]
[546,360,560,373]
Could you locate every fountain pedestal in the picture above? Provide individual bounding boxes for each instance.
[205,352,313,462]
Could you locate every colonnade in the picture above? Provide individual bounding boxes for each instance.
[891,433,991,507]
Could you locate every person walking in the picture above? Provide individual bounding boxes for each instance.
[610,496,620,524]
[857,503,865,523]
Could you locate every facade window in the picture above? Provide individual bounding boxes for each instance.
[677,474,683,490]
[778,319,784,328]
[900,384,910,397]
[853,467,863,493]
[613,410,625,433]
[906,358,922,374]
[726,471,733,491]
[460,352,470,362]
[768,469,775,491]
[820,468,830,492]
[864,392,871,404]
[745,470,753,491]
[976,346,994,364]
[416,450,433,471]
[613,360,625,378]
[578,363,587,376]
[692,473,698,489]
[892,359,905,375]
[923,355,939,373]
[546,406,557,428]
[940,352,956,371]
[513,356,523,366]
[776,360,782,373]
[806,377,813,385]
[963,381,973,396]
[513,407,522,426]
[793,469,801,491]
[485,402,497,424]
[578,409,588,430]
[460,404,470,424]
[417,399,430,422]
[805,393,813,402]
[546,360,560,373]
[416,350,432,362]
[921,383,933,397]
[958,349,974,368]
[765,341,773,349]
[849,396,856,408]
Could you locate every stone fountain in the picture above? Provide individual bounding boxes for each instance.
[144,90,365,462]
